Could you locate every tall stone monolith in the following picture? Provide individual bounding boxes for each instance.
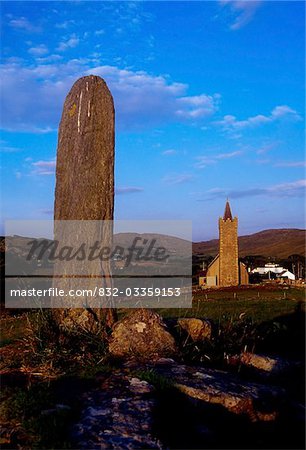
[52,75,116,331]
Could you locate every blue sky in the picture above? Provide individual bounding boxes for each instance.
[1,1,305,240]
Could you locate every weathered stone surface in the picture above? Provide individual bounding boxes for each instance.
[70,362,299,449]
[129,377,154,394]
[149,360,285,422]
[54,75,114,222]
[178,318,212,341]
[52,75,116,328]
[240,352,297,375]
[109,310,178,361]
[72,373,162,449]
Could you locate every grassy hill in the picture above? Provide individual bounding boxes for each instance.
[2,228,305,261]
[193,228,305,258]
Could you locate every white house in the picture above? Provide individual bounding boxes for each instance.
[251,263,295,281]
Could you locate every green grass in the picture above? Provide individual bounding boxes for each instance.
[134,368,174,391]
[157,287,305,325]
[0,286,304,448]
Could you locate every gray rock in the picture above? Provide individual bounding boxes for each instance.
[178,317,212,341]
[239,352,300,375]
[71,372,163,449]
[129,377,154,394]
[109,309,178,361]
[150,361,285,422]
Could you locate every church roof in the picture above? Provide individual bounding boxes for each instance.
[223,200,233,221]
[207,253,220,268]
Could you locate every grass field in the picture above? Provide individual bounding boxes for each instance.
[1,286,305,347]
[0,285,305,449]
[158,286,305,325]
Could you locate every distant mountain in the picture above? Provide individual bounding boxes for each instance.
[2,228,305,261]
[113,233,190,255]
[193,229,306,259]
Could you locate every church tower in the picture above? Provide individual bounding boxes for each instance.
[218,200,239,286]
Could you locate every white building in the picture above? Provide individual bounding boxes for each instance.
[251,263,295,281]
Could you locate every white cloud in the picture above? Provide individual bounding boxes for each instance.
[256,142,278,155]
[195,150,243,168]
[271,105,300,119]
[199,179,306,200]
[95,29,105,36]
[9,17,41,32]
[274,161,306,168]
[28,44,49,57]
[216,150,243,159]
[163,173,194,185]
[31,159,56,176]
[176,93,220,119]
[0,61,220,132]
[56,34,80,52]
[0,140,22,153]
[162,149,177,156]
[260,179,305,196]
[88,66,219,126]
[216,105,301,132]
[35,54,63,64]
[115,187,144,194]
[220,1,262,30]
[55,20,76,29]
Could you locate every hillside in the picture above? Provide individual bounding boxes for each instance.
[2,228,305,262]
[113,232,190,255]
[193,228,305,259]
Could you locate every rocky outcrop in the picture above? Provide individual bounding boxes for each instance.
[71,360,296,449]
[239,352,299,375]
[150,360,284,422]
[109,310,178,361]
[177,318,212,341]
[72,372,162,449]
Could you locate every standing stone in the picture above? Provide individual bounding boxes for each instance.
[52,75,116,330]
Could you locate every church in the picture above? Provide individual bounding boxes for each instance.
[204,200,249,287]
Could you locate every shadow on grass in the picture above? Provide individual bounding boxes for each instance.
[0,373,103,449]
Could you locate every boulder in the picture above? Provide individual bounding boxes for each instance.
[149,360,285,422]
[240,352,297,375]
[178,318,212,341]
[72,372,162,449]
[109,309,178,361]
